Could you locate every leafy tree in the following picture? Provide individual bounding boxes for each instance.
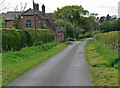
[101,19,120,32]
[53,5,97,39]
[101,21,110,32]
[53,5,89,26]
[55,19,75,38]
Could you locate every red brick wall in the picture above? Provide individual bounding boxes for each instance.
[61,32,64,41]
[5,21,14,28]
[20,15,43,28]
[56,32,64,42]
[5,15,65,41]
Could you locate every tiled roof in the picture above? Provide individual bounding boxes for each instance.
[22,8,34,16]
[5,8,43,20]
[5,11,20,21]
[4,8,61,32]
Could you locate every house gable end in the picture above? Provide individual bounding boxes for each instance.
[22,8,34,16]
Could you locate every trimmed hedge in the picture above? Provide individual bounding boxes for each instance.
[94,31,119,51]
[2,29,54,51]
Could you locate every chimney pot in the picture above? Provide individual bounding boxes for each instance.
[33,3,39,11]
[42,4,45,16]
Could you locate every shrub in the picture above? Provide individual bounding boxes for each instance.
[78,31,93,39]
[84,32,92,37]
[94,31,119,51]
[101,19,120,32]
[2,29,21,51]
[66,38,75,41]
[2,29,54,51]
[92,31,101,36]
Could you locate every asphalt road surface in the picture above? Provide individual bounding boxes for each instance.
[8,40,92,86]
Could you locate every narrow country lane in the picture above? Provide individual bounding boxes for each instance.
[8,40,92,86]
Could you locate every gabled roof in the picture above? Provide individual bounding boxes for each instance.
[4,7,62,33]
[22,8,44,17]
[5,11,20,21]
[5,8,44,21]
[22,8,34,16]
[5,8,35,21]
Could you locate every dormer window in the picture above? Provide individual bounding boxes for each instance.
[26,20,32,28]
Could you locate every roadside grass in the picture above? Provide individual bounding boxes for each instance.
[0,16,2,27]
[86,40,118,86]
[2,42,67,86]
[0,54,2,87]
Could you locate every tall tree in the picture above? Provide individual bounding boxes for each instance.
[53,5,97,38]
[53,5,89,25]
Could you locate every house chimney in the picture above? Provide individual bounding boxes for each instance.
[33,3,39,11]
[42,4,45,16]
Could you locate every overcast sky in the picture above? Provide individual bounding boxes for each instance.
[2,0,120,17]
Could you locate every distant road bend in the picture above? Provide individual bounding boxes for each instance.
[8,40,92,86]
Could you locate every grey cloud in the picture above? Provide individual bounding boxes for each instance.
[96,5,118,15]
[97,5,116,9]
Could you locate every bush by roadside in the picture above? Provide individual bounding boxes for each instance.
[101,19,120,32]
[94,31,119,51]
[2,28,54,51]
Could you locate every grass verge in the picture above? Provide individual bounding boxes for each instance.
[86,39,119,86]
[2,42,67,86]
[0,54,2,87]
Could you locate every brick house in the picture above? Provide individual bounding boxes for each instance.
[4,3,64,41]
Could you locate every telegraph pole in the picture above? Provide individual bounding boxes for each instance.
[32,0,37,45]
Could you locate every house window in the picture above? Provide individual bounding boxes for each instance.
[26,20,32,28]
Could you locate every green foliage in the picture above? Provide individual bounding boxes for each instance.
[0,54,2,87]
[0,15,5,28]
[94,31,119,50]
[2,28,54,51]
[2,29,21,51]
[55,19,76,38]
[0,16,2,28]
[65,22,75,38]
[94,31,120,68]
[95,41,119,67]
[101,21,111,32]
[92,31,101,36]
[101,19,120,32]
[2,42,67,86]
[83,32,92,37]
[79,31,101,39]
[66,38,75,41]
[86,40,118,86]
[78,31,93,39]
[52,5,97,39]
[53,5,89,23]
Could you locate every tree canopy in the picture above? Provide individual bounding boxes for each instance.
[52,5,97,39]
